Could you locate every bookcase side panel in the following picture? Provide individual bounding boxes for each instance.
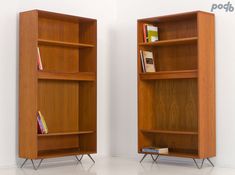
[19,11,38,159]
[197,12,216,158]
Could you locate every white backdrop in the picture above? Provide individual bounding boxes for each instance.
[0,0,235,168]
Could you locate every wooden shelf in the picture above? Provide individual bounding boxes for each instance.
[138,37,197,47]
[139,151,198,158]
[38,71,96,81]
[139,70,197,80]
[38,131,95,137]
[38,39,94,48]
[141,129,198,135]
[38,148,96,159]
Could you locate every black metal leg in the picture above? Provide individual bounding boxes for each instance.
[150,154,155,161]
[37,159,43,170]
[30,159,43,170]
[31,159,36,170]
[87,154,95,163]
[154,154,159,163]
[79,155,84,161]
[207,158,214,167]
[140,154,147,163]
[193,158,205,169]
[20,159,28,168]
[75,155,80,163]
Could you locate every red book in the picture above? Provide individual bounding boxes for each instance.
[37,114,44,134]
[143,24,148,42]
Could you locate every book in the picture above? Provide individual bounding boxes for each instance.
[37,47,43,70]
[37,114,44,134]
[147,25,158,42]
[143,24,159,43]
[142,51,156,72]
[140,50,146,72]
[38,111,48,134]
[142,147,168,154]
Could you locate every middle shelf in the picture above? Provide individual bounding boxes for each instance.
[38,130,95,137]
[141,129,198,135]
[139,69,197,80]
[38,71,96,81]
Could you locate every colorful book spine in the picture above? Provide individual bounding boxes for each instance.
[38,111,48,134]
[37,114,44,134]
[143,24,148,42]
[37,47,43,70]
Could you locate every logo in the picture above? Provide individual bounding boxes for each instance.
[211,1,234,12]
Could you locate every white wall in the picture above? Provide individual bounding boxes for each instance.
[0,0,117,167]
[110,0,235,168]
[1,0,235,168]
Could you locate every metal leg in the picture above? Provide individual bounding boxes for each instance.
[207,158,214,167]
[31,159,36,170]
[37,159,43,170]
[150,154,155,161]
[79,155,84,161]
[30,159,43,170]
[87,154,95,163]
[75,155,80,163]
[154,154,159,163]
[193,158,204,169]
[20,159,28,168]
[140,154,147,163]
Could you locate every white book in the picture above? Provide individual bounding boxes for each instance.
[142,51,156,72]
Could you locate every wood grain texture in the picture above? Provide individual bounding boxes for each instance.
[197,12,216,158]
[137,11,215,159]
[19,11,38,159]
[19,10,97,159]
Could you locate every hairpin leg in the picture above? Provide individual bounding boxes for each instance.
[140,154,147,163]
[207,158,214,167]
[31,159,36,170]
[30,159,43,170]
[154,154,159,163]
[79,155,84,161]
[193,158,204,169]
[150,154,155,161]
[20,159,28,168]
[87,154,95,163]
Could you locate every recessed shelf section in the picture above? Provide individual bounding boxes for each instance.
[138,37,197,47]
[38,71,96,81]
[38,131,95,137]
[141,129,198,135]
[38,39,94,48]
[38,148,96,159]
[139,70,197,80]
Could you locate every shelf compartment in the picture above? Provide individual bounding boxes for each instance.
[38,131,95,137]
[38,148,96,159]
[139,37,197,47]
[139,70,197,80]
[38,39,94,48]
[139,151,198,158]
[141,129,198,135]
[38,71,96,81]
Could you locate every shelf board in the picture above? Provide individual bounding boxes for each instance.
[38,131,95,137]
[139,151,198,158]
[38,71,96,81]
[38,39,94,48]
[141,129,198,135]
[139,70,197,80]
[38,148,96,159]
[138,37,197,47]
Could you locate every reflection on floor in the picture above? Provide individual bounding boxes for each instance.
[0,157,235,175]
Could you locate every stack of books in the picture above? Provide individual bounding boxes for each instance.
[140,50,156,72]
[37,111,48,134]
[142,147,168,154]
[143,24,159,43]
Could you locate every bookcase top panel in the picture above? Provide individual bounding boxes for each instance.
[138,11,214,23]
[21,9,97,23]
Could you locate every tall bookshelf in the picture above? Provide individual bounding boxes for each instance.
[137,11,215,168]
[19,10,97,168]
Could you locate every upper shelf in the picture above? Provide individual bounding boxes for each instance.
[138,37,197,47]
[141,129,198,135]
[139,69,197,80]
[38,39,95,48]
[38,131,95,137]
[38,71,96,81]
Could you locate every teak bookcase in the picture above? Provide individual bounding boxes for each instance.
[137,11,215,168]
[19,10,97,168]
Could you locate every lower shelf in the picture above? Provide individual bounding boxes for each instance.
[38,148,96,159]
[139,151,199,158]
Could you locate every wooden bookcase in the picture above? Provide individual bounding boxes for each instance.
[19,10,97,161]
[137,11,215,163]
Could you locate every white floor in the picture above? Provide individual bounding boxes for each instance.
[1,157,235,175]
